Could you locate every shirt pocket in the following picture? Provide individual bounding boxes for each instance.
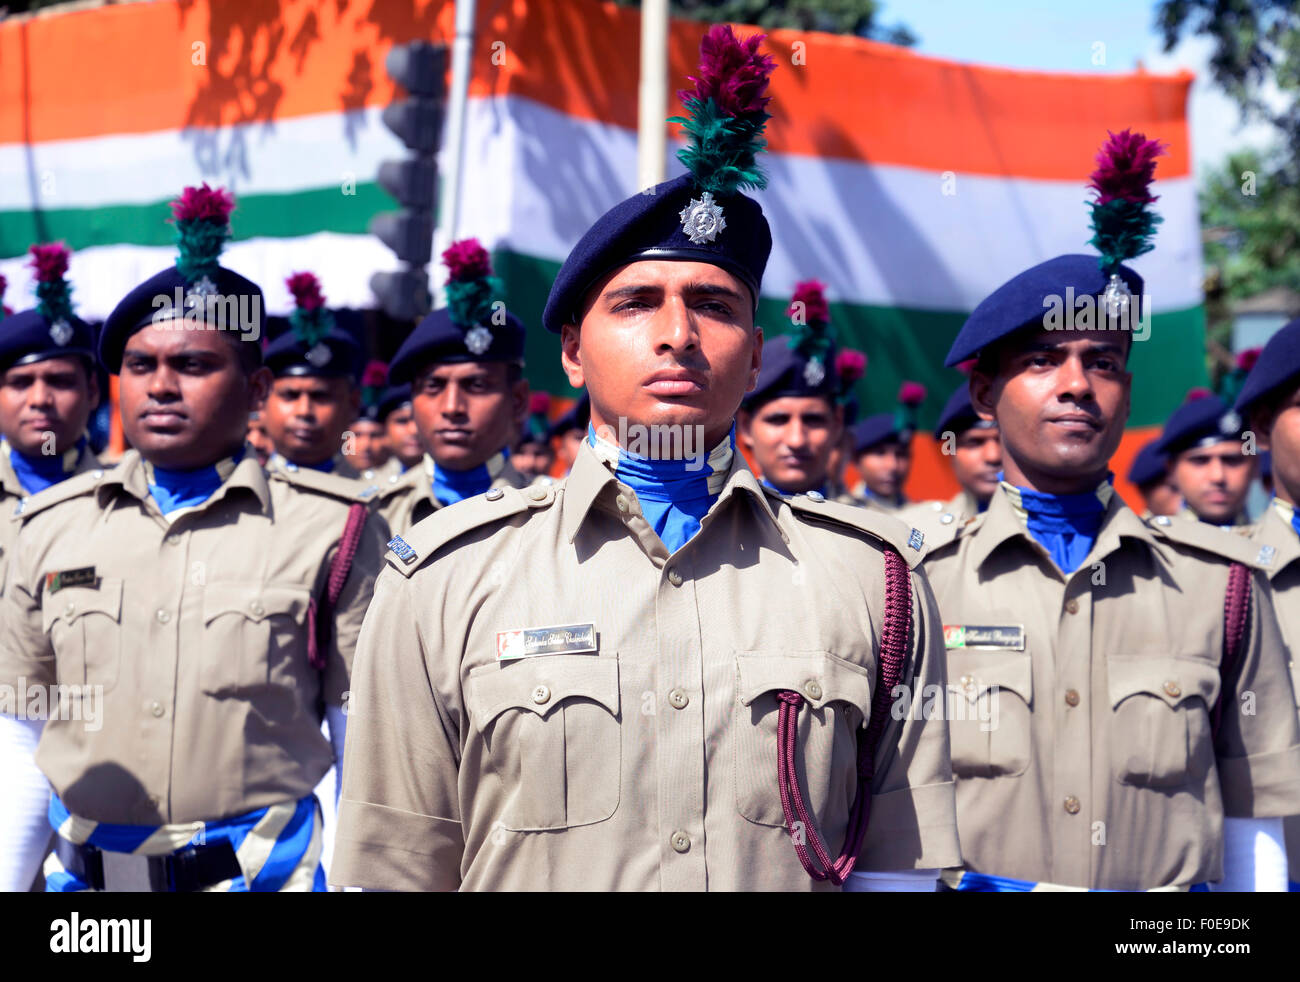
[465,654,621,831]
[41,577,124,691]
[733,650,873,828]
[199,583,313,698]
[946,650,1033,778]
[1108,654,1219,789]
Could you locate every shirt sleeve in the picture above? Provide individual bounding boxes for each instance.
[0,525,55,692]
[856,563,962,873]
[1215,572,1300,818]
[321,510,388,708]
[329,566,464,891]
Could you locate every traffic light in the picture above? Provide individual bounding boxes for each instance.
[370,40,446,321]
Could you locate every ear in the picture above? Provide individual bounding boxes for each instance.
[736,409,753,450]
[248,366,273,410]
[560,323,584,389]
[86,367,101,412]
[969,370,997,422]
[1249,406,1275,452]
[511,375,531,429]
[746,326,764,393]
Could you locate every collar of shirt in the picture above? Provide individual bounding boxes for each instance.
[429,448,510,506]
[761,477,828,499]
[972,478,1162,578]
[860,485,904,509]
[102,445,269,521]
[999,475,1113,574]
[1272,496,1300,539]
[586,424,734,553]
[2,436,88,495]
[144,445,248,517]
[268,451,340,475]
[560,431,782,551]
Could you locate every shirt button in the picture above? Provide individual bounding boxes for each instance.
[671,830,691,853]
[485,488,504,501]
[1065,599,1080,615]
[156,609,171,623]
[64,602,75,617]
[1064,689,1080,707]
[1163,681,1181,698]
[615,495,630,513]
[668,688,689,710]
[249,600,265,616]
[805,490,825,502]
[804,679,823,700]
[528,485,548,501]
[667,569,683,587]
[959,674,974,689]
[1063,795,1081,815]
[531,685,551,705]
[149,700,164,718]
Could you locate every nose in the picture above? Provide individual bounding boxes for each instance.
[1206,456,1226,485]
[784,418,809,449]
[650,295,700,356]
[27,378,54,407]
[437,382,467,418]
[981,438,1003,466]
[1057,353,1095,402]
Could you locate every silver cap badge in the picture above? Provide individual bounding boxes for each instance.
[678,191,726,245]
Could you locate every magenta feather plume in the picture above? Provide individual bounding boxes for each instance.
[1088,130,1166,205]
[835,348,866,385]
[361,360,389,389]
[170,183,235,224]
[898,381,927,407]
[1185,387,1213,402]
[529,391,552,416]
[677,24,775,118]
[442,238,493,283]
[787,279,829,324]
[286,271,327,312]
[1236,347,1261,372]
[28,242,70,283]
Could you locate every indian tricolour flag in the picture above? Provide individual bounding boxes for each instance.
[0,0,1204,498]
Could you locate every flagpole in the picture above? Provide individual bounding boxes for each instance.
[435,0,477,306]
[637,0,669,191]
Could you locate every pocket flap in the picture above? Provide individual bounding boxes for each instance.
[947,650,1032,705]
[202,583,311,626]
[466,655,620,727]
[1108,655,1219,710]
[42,577,123,632]
[735,651,873,714]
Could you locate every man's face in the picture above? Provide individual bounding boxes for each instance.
[559,428,585,471]
[1171,439,1255,524]
[120,323,270,470]
[855,441,910,500]
[384,404,423,468]
[739,396,841,494]
[971,331,1130,494]
[0,356,98,457]
[1255,384,1300,507]
[512,440,555,480]
[246,411,274,465]
[411,361,528,472]
[345,418,391,471]
[263,374,359,466]
[951,425,1002,501]
[1142,477,1183,518]
[561,260,762,454]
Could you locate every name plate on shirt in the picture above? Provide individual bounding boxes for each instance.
[45,567,96,594]
[944,624,1025,651]
[496,623,597,661]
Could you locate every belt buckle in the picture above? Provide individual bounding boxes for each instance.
[99,849,156,892]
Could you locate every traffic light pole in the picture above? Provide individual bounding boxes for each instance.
[433,0,478,307]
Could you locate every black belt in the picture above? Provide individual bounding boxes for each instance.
[55,835,243,892]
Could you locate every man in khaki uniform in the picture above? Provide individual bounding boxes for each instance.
[0,186,386,892]
[1154,391,1255,530]
[1235,316,1300,890]
[370,240,531,534]
[0,244,105,892]
[849,412,913,514]
[332,28,960,892]
[923,250,1300,891]
[1126,438,1182,520]
[901,383,1000,539]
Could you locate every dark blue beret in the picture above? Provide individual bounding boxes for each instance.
[1260,449,1272,480]
[376,383,412,422]
[388,307,526,384]
[852,412,908,455]
[946,254,1144,367]
[264,326,363,381]
[1127,439,1168,488]
[743,336,838,411]
[1234,317,1300,413]
[542,173,772,334]
[549,391,590,438]
[100,265,266,373]
[1153,394,1244,457]
[0,308,96,372]
[932,383,989,440]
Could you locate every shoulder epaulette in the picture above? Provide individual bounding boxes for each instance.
[13,466,109,522]
[267,463,375,504]
[1144,513,1264,568]
[384,482,558,577]
[777,490,926,569]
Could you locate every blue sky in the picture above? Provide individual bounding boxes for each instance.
[879,0,1281,176]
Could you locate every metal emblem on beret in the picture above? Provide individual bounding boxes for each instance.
[464,325,493,356]
[48,318,73,346]
[305,342,333,367]
[1101,272,1131,321]
[187,275,219,301]
[802,358,826,387]
[678,191,726,245]
[1218,409,1242,435]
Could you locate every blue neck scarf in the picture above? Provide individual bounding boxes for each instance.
[432,449,508,506]
[147,447,245,516]
[590,424,731,553]
[762,477,827,498]
[1003,474,1112,574]
[310,456,336,474]
[861,485,903,508]
[1274,498,1300,539]
[8,437,86,494]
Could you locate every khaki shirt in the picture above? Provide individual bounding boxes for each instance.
[0,450,387,826]
[267,451,367,483]
[1250,500,1300,883]
[331,440,960,891]
[0,441,103,599]
[920,486,1300,889]
[372,451,531,535]
[900,491,981,544]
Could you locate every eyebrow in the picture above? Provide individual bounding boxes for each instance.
[1024,341,1127,356]
[602,282,746,303]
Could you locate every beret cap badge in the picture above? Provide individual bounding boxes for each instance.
[464,324,493,356]
[48,319,73,346]
[679,191,727,244]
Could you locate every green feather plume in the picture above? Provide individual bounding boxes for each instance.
[446,274,503,329]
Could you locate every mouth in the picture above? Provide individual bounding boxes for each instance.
[643,368,707,397]
[1047,414,1101,432]
[140,409,186,426]
[20,417,58,430]
[286,427,320,443]
[436,429,473,445]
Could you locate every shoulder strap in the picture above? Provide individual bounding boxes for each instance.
[777,545,912,885]
[306,502,370,672]
[1211,561,1252,741]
